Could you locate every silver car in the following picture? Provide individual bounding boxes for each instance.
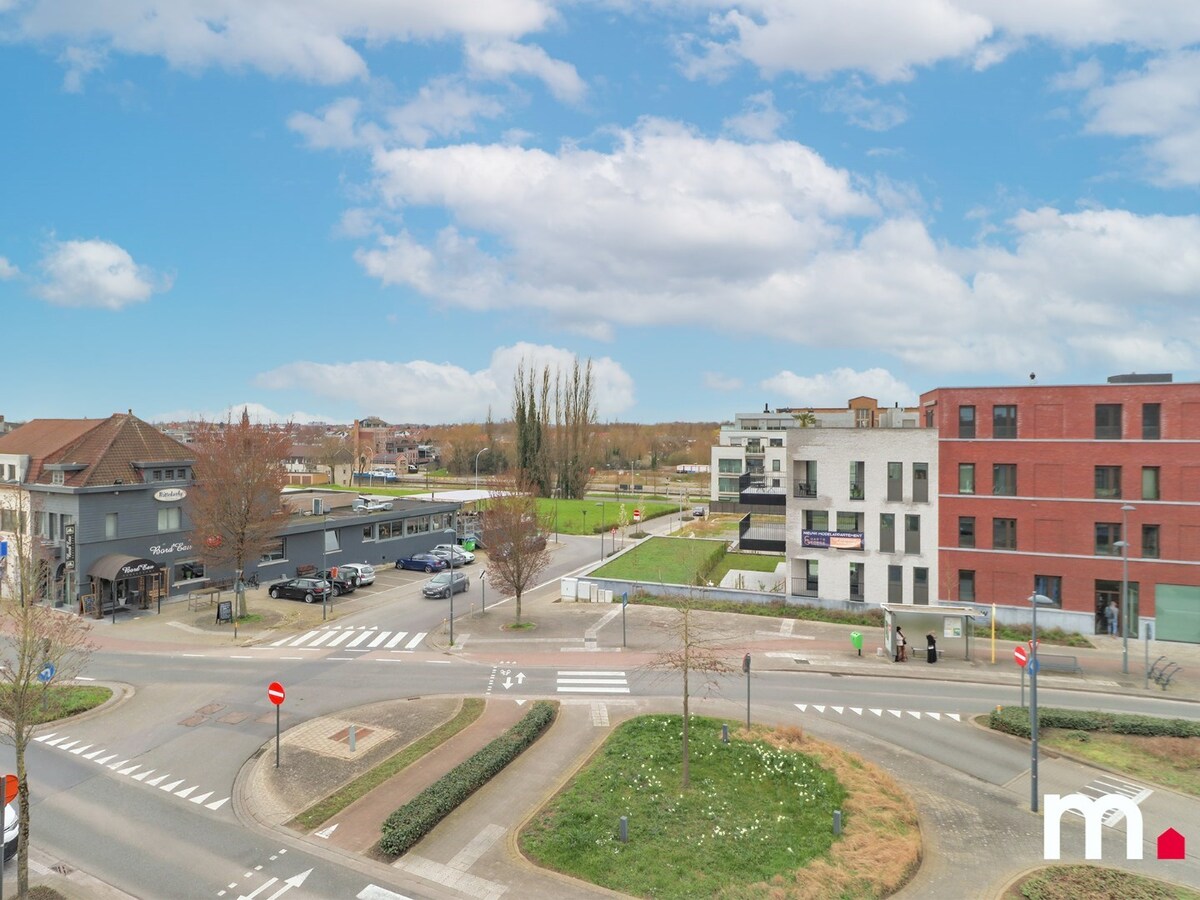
[431,544,475,565]
[337,563,376,586]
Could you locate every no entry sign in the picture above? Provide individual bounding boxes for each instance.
[1013,646,1028,667]
[267,681,286,705]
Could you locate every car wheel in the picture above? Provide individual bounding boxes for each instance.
[424,565,433,573]
[269,588,280,598]
[304,593,315,603]
[332,585,341,597]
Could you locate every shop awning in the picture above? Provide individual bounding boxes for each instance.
[88,554,161,581]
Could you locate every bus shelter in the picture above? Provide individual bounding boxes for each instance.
[881,604,984,662]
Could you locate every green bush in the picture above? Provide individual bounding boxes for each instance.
[377,701,557,857]
[988,706,1200,740]
[693,542,730,585]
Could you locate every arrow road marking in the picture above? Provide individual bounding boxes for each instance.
[515,672,526,684]
[314,823,338,839]
[265,869,311,900]
[237,876,277,900]
[502,678,513,689]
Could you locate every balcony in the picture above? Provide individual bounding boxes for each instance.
[793,481,817,498]
[849,483,864,500]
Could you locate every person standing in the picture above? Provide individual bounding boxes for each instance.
[895,626,907,662]
[1105,599,1119,636]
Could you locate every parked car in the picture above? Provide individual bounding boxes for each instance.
[431,544,475,565]
[353,497,394,511]
[490,532,547,560]
[268,577,332,603]
[396,553,448,573]
[691,506,707,518]
[422,570,470,599]
[317,568,357,595]
[4,801,17,862]
[337,562,376,586]
[457,531,485,549]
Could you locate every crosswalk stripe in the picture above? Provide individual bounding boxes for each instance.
[346,632,373,648]
[368,632,391,648]
[384,632,409,649]
[557,678,626,685]
[287,631,319,647]
[569,671,625,676]
[308,631,338,647]
[404,633,425,650]
[557,686,630,693]
[327,631,356,647]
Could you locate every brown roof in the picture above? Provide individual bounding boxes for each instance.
[0,413,192,487]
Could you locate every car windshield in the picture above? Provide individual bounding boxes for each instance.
[429,574,450,584]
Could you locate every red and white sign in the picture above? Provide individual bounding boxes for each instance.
[633,509,641,522]
[2,774,17,805]
[1013,646,1028,667]
[267,681,286,705]
[611,526,617,536]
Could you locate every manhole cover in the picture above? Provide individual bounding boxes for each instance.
[179,715,207,727]
[197,703,225,715]
[218,712,249,725]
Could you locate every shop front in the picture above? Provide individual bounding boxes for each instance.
[85,554,164,618]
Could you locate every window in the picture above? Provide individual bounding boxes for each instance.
[913,567,929,605]
[849,461,865,499]
[887,565,902,603]
[993,405,1017,439]
[51,471,64,485]
[1142,524,1160,559]
[1142,466,1160,500]
[913,463,929,502]
[993,463,1017,496]
[925,407,935,428]
[173,560,205,582]
[1033,575,1063,608]
[958,516,976,548]
[1142,403,1161,440]
[959,570,975,602]
[1094,522,1121,556]
[804,560,819,594]
[718,477,740,494]
[0,509,24,532]
[771,459,780,472]
[837,511,862,532]
[1095,403,1122,439]
[805,510,829,531]
[260,538,285,562]
[794,460,817,497]
[1094,466,1122,499]
[958,463,975,494]
[993,517,1016,550]
[105,512,118,540]
[849,563,864,601]
[324,529,340,553]
[887,462,902,501]
[958,405,976,438]
[361,524,375,541]
[769,438,783,447]
[406,516,431,535]
[904,514,921,554]
[718,458,742,473]
[378,522,393,540]
[879,514,895,553]
[152,469,163,481]
[157,507,181,531]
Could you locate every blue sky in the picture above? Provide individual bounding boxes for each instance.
[3,2,1199,426]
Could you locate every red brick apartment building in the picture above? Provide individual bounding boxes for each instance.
[921,375,1200,643]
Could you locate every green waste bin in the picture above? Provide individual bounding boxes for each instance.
[850,631,864,656]
[463,540,475,551]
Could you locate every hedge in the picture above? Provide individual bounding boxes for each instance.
[694,542,731,585]
[988,705,1200,739]
[377,701,558,857]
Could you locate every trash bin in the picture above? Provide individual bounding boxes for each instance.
[926,633,937,664]
[463,540,475,551]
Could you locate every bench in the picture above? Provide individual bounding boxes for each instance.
[1036,653,1082,674]
[295,564,317,578]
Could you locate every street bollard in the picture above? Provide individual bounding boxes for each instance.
[722,723,729,744]
[349,724,356,753]
[833,810,842,836]
[619,815,628,843]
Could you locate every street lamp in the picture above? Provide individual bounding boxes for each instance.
[321,508,328,622]
[1027,591,1055,813]
[474,447,490,491]
[595,500,606,561]
[1119,503,1136,674]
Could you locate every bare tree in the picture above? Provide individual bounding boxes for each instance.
[312,434,353,486]
[0,493,94,897]
[482,475,552,625]
[646,593,735,789]
[187,409,292,616]
[512,358,596,499]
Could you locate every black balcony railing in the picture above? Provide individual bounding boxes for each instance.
[794,481,817,498]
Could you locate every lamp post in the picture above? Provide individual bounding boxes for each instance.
[1028,591,1054,813]
[595,500,606,561]
[474,447,490,491]
[449,548,455,648]
[582,508,587,544]
[321,509,328,622]
[1119,503,1136,674]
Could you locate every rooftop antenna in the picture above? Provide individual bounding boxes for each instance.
[1029,373,1036,383]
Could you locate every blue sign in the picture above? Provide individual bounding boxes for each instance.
[0,540,6,557]
[37,662,55,684]
[1027,658,1040,676]
[622,591,628,608]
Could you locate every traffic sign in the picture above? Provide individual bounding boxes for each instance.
[1027,658,1040,676]
[633,509,641,522]
[267,681,286,705]
[1013,646,1028,667]
[610,526,617,536]
[37,662,56,683]
[2,775,16,805]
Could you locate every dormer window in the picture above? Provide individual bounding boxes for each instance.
[51,471,64,485]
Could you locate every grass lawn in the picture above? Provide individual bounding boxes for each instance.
[592,536,726,584]
[1039,729,1200,797]
[1008,865,1200,899]
[15,685,113,725]
[533,497,676,535]
[521,715,918,899]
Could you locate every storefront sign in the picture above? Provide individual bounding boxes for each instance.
[117,559,159,578]
[154,488,187,502]
[64,523,76,569]
[149,542,193,556]
[801,530,864,550]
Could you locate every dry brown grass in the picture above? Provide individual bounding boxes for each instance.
[719,724,922,899]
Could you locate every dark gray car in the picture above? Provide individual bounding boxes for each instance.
[422,570,469,599]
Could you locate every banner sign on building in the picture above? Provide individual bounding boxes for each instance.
[801,530,864,550]
[64,523,75,569]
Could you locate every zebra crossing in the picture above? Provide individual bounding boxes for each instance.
[269,625,427,651]
[795,703,962,722]
[34,732,229,810]
[556,670,629,694]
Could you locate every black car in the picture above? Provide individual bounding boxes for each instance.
[268,577,332,603]
[317,568,358,595]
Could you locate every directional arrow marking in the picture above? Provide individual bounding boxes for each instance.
[515,672,526,684]
[238,876,277,900]
[314,823,338,839]
[238,869,310,900]
[502,678,513,689]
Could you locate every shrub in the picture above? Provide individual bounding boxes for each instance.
[988,706,1200,740]
[377,701,557,857]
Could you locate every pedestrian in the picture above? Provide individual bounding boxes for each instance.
[1105,599,1119,636]
[895,626,907,662]
[926,633,937,664]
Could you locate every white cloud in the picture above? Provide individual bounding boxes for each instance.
[255,343,635,425]
[288,97,368,150]
[1077,50,1200,186]
[58,45,106,92]
[383,78,507,147]
[465,39,586,104]
[822,78,908,131]
[0,257,18,279]
[15,0,558,84]
[761,367,917,407]
[35,238,170,310]
[722,91,785,140]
